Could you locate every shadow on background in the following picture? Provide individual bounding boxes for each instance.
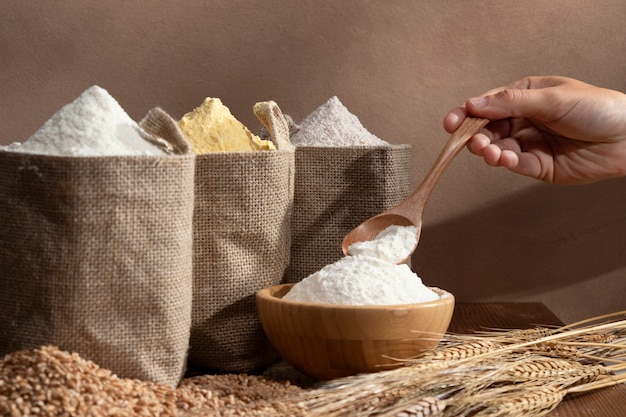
[412,176,626,303]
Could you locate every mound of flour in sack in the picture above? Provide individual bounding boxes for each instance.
[1,85,166,156]
[290,96,389,147]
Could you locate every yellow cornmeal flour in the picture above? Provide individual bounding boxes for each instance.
[179,97,276,153]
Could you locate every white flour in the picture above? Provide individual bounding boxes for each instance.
[283,225,439,305]
[290,96,389,147]
[347,225,418,263]
[1,85,165,156]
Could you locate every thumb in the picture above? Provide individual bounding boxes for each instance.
[466,88,561,122]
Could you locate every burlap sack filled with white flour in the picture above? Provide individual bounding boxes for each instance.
[286,97,412,282]
[0,95,194,387]
[187,102,293,372]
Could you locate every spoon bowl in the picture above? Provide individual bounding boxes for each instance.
[342,117,488,260]
[343,212,421,263]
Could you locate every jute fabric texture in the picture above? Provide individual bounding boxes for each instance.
[189,149,294,372]
[289,145,412,282]
[0,108,195,387]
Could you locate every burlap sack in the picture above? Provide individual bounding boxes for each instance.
[188,103,294,372]
[0,108,194,387]
[289,145,412,282]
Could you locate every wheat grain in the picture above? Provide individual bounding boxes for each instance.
[573,332,617,343]
[425,340,503,361]
[504,356,608,388]
[478,327,555,342]
[527,341,581,359]
[479,385,565,417]
[0,345,307,417]
[392,397,445,417]
[508,357,583,378]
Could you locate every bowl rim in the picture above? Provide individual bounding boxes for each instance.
[256,283,454,310]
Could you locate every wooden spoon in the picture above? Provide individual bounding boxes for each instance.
[341,117,489,262]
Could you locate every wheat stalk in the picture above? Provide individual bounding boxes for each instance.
[426,340,504,361]
[467,384,565,417]
[291,310,626,417]
[386,397,446,417]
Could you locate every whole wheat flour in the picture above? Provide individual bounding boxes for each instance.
[283,225,439,305]
[290,96,389,147]
[1,85,165,156]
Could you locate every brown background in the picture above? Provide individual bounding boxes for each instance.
[2,0,625,323]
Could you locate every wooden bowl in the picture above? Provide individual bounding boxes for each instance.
[256,283,454,380]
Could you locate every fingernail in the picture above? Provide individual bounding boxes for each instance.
[449,112,461,125]
[468,96,487,108]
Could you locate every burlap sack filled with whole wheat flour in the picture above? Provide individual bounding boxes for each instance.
[270,96,413,282]
[187,101,294,373]
[0,106,195,387]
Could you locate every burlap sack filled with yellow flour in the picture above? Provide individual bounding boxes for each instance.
[179,99,293,372]
[0,87,194,387]
[287,97,412,282]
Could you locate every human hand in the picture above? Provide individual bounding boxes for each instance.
[444,76,626,184]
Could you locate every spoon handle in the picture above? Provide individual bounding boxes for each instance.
[397,117,489,219]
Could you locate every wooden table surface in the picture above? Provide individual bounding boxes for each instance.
[451,302,626,417]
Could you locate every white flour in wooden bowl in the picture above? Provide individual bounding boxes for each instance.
[290,96,390,147]
[1,85,165,156]
[283,225,440,305]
